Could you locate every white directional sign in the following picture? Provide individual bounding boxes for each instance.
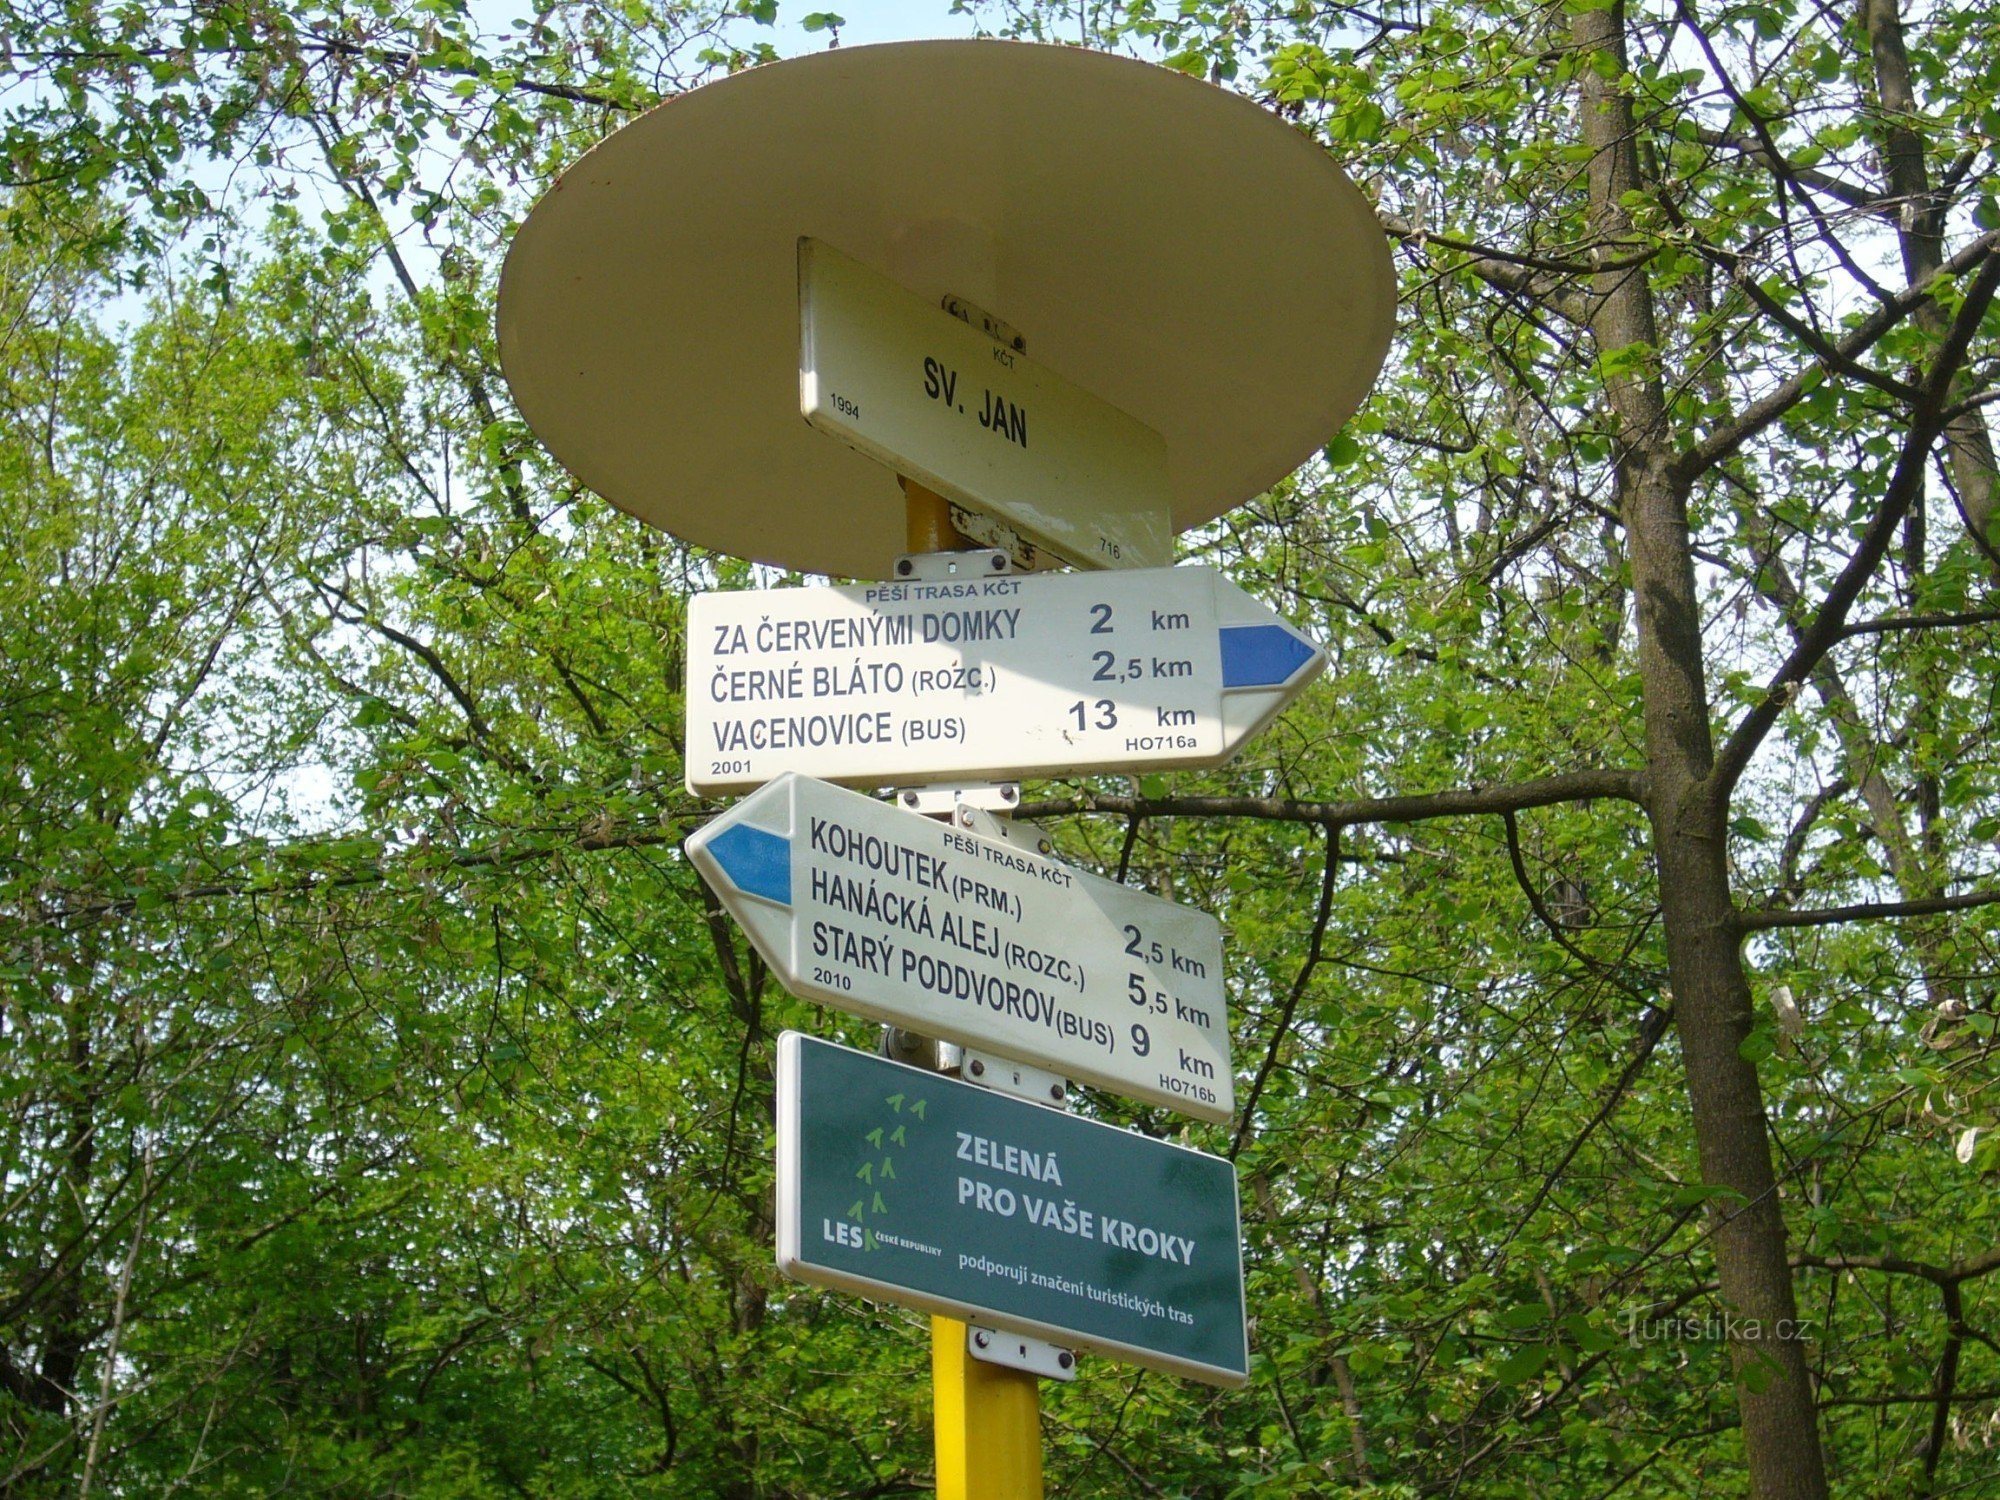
[687,564,1323,795]
[799,238,1172,571]
[686,773,1232,1123]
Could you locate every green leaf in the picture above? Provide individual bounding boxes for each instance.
[1497,1302,1549,1329]
[1493,1345,1550,1386]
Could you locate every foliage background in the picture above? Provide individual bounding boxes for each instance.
[2,0,1998,1494]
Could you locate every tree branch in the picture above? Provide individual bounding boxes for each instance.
[1378,211,1595,324]
[1837,608,2000,640]
[1676,123,1896,219]
[1709,247,2000,797]
[1503,809,1616,978]
[39,816,697,927]
[1490,994,1672,1259]
[1793,1246,2000,1286]
[1231,825,1339,1159]
[1925,1281,1964,1485]
[298,31,636,111]
[1818,1388,2000,1410]
[1018,769,1643,831]
[1675,228,2000,483]
[321,581,497,744]
[1739,885,2000,932]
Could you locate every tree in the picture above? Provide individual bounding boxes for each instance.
[990,0,1997,1492]
[3,0,1999,1495]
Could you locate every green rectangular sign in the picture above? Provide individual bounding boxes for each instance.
[776,1031,1248,1386]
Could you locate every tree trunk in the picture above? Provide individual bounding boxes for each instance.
[1574,6,1830,1493]
[1861,0,2000,562]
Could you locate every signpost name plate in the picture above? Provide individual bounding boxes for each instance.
[777,1032,1248,1386]
[799,238,1172,572]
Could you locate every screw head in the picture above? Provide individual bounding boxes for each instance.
[1049,1083,1065,1102]
[1000,785,1017,802]
[959,808,975,826]
[989,553,1006,571]
[1057,1351,1075,1370]
[902,791,918,806]
[895,558,913,577]
[973,1329,990,1349]
[969,1058,985,1077]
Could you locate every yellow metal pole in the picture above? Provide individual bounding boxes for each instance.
[932,1316,1043,1500]
[903,477,1042,1499]
[902,476,973,554]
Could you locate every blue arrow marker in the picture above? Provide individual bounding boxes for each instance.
[704,823,792,905]
[1219,625,1317,688]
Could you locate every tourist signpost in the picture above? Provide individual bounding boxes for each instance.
[686,772,1232,1122]
[498,36,1395,1499]
[777,1032,1248,1386]
[687,564,1323,794]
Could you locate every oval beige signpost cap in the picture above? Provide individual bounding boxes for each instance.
[498,40,1394,580]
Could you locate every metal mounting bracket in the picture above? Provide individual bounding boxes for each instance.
[961,1048,1068,1109]
[952,802,1056,860]
[892,548,1013,582]
[880,1027,961,1073]
[941,507,1057,574]
[967,1323,1076,1382]
[894,783,1021,818]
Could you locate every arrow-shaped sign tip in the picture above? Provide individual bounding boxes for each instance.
[703,823,792,906]
[1219,624,1320,689]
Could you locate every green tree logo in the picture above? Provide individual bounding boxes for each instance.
[846,1091,928,1250]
